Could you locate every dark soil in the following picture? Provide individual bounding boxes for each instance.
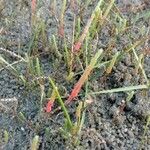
[0,0,150,150]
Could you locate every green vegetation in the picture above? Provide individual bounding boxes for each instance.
[0,0,149,148]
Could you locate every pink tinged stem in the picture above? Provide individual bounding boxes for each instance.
[31,0,37,14]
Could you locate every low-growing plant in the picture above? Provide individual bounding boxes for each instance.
[1,0,150,148]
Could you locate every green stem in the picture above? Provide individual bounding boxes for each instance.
[49,77,73,128]
[90,84,148,95]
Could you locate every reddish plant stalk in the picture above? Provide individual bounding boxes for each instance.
[31,0,37,15]
[66,50,103,103]
[73,13,95,52]
[45,100,54,113]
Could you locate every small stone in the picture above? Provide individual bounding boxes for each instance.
[124,128,128,133]
[21,127,25,131]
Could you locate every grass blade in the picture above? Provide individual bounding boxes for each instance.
[31,135,39,150]
[90,84,148,95]
[67,49,103,103]
[49,77,73,128]
[73,0,103,52]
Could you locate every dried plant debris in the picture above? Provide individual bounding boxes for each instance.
[0,97,18,114]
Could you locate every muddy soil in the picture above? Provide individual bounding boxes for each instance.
[0,0,150,150]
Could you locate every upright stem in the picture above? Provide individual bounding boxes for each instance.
[49,77,73,128]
